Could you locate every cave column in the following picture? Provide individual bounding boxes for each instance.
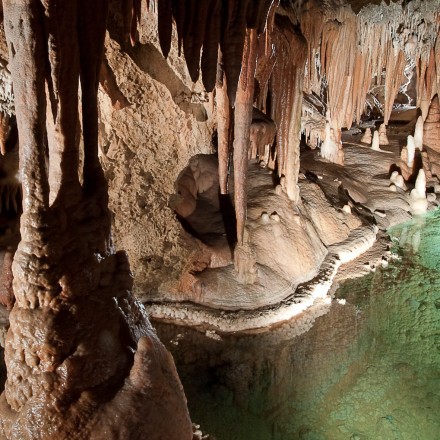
[284,68,304,203]
[0,1,192,438]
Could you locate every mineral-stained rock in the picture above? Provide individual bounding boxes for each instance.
[378,123,389,145]
[360,127,372,144]
[371,130,381,151]
[0,248,13,310]
[414,115,424,150]
[249,107,276,167]
[234,28,258,246]
[0,1,192,439]
[424,95,440,153]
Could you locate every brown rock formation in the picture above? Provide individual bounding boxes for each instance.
[249,107,276,166]
[0,248,13,310]
[270,14,307,201]
[234,28,258,247]
[132,0,274,102]
[423,95,440,177]
[424,95,440,153]
[216,63,232,195]
[0,1,191,439]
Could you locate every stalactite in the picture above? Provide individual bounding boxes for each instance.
[416,55,428,113]
[234,28,258,246]
[216,62,231,195]
[132,1,277,236]
[157,0,173,58]
[201,0,222,92]
[255,0,278,112]
[0,111,10,155]
[221,1,250,104]
[300,0,440,149]
[0,248,14,310]
[137,0,273,103]
[321,8,357,137]
[270,15,307,195]
[383,43,406,125]
[300,0,324,95]
[424,48,436,106]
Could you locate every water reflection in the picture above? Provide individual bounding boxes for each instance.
[156,210,440,440]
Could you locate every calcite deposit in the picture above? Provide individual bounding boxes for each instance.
[0,1,192,439]
[0,0,439,438]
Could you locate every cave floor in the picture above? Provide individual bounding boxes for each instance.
[147,117,439,331]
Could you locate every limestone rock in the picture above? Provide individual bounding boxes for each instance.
[423,95,440,153]
[360,127,372,144]
[414,115,424,150]
[371,130,381,151]
[378,123,389,145]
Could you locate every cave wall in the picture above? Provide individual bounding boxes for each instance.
[100,9,215,298]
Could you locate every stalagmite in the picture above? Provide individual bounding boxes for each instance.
[321,115,344,164]
[249,108,276,166]
[321,121,338,162]
[414,115,424,150]
[415,168,427,197]
[0,1,193,438]
[390,171,407,191]
[405,135,416,166]
[410,169,428,214]
[360,127,372,144]
[378,123,389,145]
[371,130,381,151]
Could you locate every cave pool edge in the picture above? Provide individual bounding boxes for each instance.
[154,208,440,440]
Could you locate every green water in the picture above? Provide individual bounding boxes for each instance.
[156,210,440,440]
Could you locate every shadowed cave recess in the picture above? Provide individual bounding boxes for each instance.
[0,0,439,439]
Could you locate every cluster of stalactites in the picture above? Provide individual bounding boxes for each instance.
[129,0,274,104]
[356,0,440,124]
[300,0,440,154]
[227,7,308,246]
[268,15,307,200]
